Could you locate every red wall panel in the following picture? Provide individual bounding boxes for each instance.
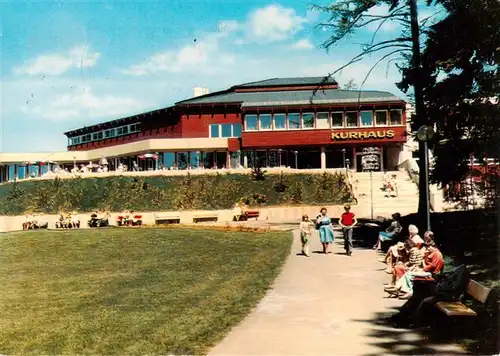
[242,126,407,148]
[180,112,241,138]
[227,138,241,152]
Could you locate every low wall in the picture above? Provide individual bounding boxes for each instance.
[0,204,356,233]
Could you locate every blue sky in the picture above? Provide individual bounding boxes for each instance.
[0,0,439,152]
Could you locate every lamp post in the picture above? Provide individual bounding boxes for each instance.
[294,151,298,169]
[342,149,346,168]
[278,149,283,167]
[416,125,435,232]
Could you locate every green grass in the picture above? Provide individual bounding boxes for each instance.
[0,228,292,355]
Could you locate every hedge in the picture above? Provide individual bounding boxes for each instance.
[0,172,353,215]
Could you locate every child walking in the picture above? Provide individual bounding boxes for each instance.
[299,215,313,257]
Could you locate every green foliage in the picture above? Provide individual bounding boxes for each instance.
[0,173,354,215]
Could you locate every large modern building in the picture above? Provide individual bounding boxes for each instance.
[0,77,409,181]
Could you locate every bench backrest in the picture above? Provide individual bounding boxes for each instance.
[467,279,491,304]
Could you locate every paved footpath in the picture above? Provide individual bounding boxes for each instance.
[210,229,467,356]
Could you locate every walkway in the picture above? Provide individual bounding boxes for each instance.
[210,228,467,356]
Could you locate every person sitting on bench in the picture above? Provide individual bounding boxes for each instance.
[379,224,418,273]
[385,234,425,289]
[385,240,444,299]
[373,212,402,250]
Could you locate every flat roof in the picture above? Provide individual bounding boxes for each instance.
[176,89,403,107]
[233,76,338,88]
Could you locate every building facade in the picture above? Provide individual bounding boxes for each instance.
[0,77,408,181]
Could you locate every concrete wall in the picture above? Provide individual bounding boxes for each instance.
[0,204,356,233]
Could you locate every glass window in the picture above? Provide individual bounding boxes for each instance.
[288,113,301,129]
[259,114,272,130]
[390,110,402,125]
[122,126,129,134]
[221,124,232,137]
[216,151,227,169]
[116,127,123,135]
[232,123,242,137]
[331,112,344,128]
[274,114,286,129]
[346,112,358,127]
[92,133,99,141]
[360,111,373,126]
[201,152,215,169]
[104,130,111,138]
[210,124,220,138]
[163,152,175,169]
[375,111,388,126]
[245,114,258,131]
[97,131,103,140]
[176,152,188,169]
[189,151,200,168]
[316,112,330,129]
[302,113,314,129]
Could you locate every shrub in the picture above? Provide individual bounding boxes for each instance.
[0,173,354,215]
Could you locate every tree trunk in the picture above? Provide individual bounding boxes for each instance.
[409,0,429,228]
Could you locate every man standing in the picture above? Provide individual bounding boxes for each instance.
[339,205,357,256]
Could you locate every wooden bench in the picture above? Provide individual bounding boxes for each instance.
[435,279,491,317]
[234,210,260,221]
[193,213,218,223]
[154,213,181,225]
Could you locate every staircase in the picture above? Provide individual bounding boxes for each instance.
[351,171,419,218]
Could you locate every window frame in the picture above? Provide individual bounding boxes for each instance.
[389,109,403,126]
[258,113,273,131]
[273,113,287,130]
[345,111,359,128]
[221,123,233,138]
[316,112,330,129]
[301,112,315,130]
[244,114,258,131]
[360,110,374,127]
[287,113,301,130]
[209,124,220,138]
[375,110,388,126]
[232,123,242,137]
[331,111,345,128]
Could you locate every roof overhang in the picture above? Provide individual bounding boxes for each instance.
[0,138,229,164]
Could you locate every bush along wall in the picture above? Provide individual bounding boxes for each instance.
[0,172,353,216]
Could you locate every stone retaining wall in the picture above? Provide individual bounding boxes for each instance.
[0,204,382,233]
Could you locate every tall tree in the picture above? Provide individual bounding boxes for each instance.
[401,0,500,207]
[312,0,431,224]
[313,0,499,214]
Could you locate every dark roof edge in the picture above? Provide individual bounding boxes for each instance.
[175,88,234,105]
[63,105,175,136]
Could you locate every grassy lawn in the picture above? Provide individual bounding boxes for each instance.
[0,228,292,355]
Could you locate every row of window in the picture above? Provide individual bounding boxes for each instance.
[209,123,242,138]
[244,110,403,132]
[69,123,141,145]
